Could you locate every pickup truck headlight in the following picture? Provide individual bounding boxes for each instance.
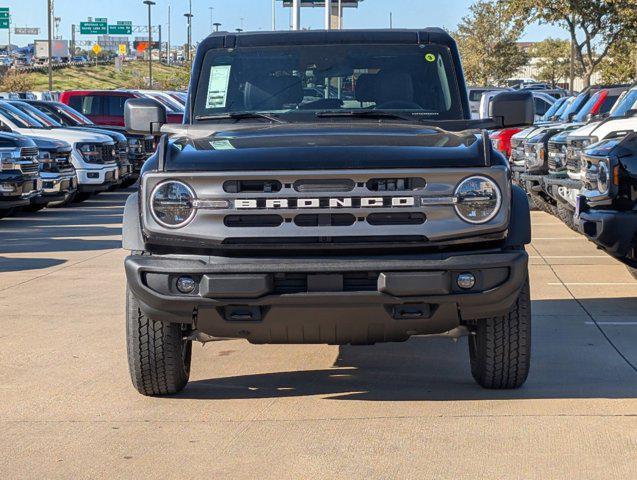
[596,159,610,195]
[150,180,196,228]
[77,143,103,163]
[0,148,21,171]
[454,176,502,224]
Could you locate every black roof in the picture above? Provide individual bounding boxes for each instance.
[200,28,456,50]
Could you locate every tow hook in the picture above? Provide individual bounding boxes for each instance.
[415,326,473,342]
[184,331,233,345]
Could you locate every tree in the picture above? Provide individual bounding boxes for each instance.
[455,0,530,86]
[599,40,637,84]
[508,0,637,88]
[531,38,573,87]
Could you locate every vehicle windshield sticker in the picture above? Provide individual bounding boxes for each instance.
[205,65,232,109]
[210,139,235,150]
[425,53,436,62]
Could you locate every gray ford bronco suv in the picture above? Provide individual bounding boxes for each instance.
[122,29,535,396]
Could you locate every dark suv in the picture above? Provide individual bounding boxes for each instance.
[122,29,535,396]
[0,132,42,217]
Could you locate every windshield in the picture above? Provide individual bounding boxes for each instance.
[193,44,464,121]
[0,101,46,128]
[11,102,63,127]
[540,97,566,121]
[52,102,94,125]
[573,92,603,123]
[559,92,588,122]
[610,89,637,118]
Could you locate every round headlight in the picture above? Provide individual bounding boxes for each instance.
[597,160,610,194]
[150,181,196,228]
[454,176,502,224]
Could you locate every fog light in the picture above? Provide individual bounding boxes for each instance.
[176,276,197,294]
[457,273,476,290]
[87,172,99,179]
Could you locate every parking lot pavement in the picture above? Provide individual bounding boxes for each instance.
[1,196,636,479]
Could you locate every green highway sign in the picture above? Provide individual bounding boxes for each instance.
[0,19,8,29]
[95,17,107,23]
[108,24,132,35]
[0,7,9,20]
[80,21,107,35]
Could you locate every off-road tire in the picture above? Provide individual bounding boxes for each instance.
[126,287,192,396]
[557,203,577,231]
[469,277,531,389]
[529,193,557,216]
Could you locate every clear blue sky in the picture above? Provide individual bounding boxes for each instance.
[3,0,568,47]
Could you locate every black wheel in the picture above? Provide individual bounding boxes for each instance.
[557,203,577,231]
[48,192,77,208]
[469,277,531,389]
[72,192,92,203]
[529,193,557,216]
[23,204,46,213]
[0,208,12,219]
[126,287,192,396]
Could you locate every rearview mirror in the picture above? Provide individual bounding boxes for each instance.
[489,91,534,128]
[124,98,167,136]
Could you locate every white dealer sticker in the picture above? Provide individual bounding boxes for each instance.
[205,65,232,109]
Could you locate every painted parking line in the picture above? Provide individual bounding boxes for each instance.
[585,322,637,325]
[529,255,609,259]
[548,282,637,286]
[533,237,586,240]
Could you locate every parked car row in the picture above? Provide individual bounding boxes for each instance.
[488,83,637,272]
[0,98,158,218]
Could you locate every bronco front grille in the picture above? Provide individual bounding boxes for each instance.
[273,272,380,294]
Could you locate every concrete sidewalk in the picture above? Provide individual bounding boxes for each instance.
[1,193,636,479]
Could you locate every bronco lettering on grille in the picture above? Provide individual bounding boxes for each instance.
[234,197,417,210]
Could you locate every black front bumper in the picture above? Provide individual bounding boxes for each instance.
[125,250,529,345]
[579,209,637,266]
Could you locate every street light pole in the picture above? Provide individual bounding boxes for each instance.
[185,0,193,63]
[47,0,53,90]
[168,5,171,66]
[325,0,331,30]
[272,0,276,31]
[143,0,155,88]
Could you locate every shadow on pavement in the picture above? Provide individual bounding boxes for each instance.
[0,256,67,272]
[0,190,131,255]
[181,297,637,401]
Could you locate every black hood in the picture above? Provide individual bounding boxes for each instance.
[162,122,492,172]
[0,132,37,149]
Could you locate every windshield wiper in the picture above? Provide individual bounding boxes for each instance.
[315,110,420,122]
[195,112,287,123]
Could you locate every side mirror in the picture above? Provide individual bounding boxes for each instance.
[124,98,166,136]
[489,91,534,128]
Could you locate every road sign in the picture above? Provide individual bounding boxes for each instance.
[14,27,40,35]
[92,44,102,55]
[95,18,107,23]
[80,21,107,35]
[118,44,127,55]
[117,20,132,25]
[0,19,8,30]
[108,25,132,35]
[0,7,9,20]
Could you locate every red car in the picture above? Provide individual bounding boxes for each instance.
[59,90,183,127]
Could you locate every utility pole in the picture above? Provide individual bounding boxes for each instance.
[292,0,300,31]
[144,0,155,87]
[325,0,331,30]
[209,7,214,32]
[338,0,342,29]
[272,0,276,31]
[158,24,162,65]
[7,13,11,54]
[240,17,244,31]
[389,12,393,29]
[47,0,53,90]
[167,5,171,65]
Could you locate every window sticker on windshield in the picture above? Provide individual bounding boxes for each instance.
[206,65,232,109]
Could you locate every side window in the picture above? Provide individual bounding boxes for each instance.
[106,96,127,116]
[69,96,102,116]
[67,95,83,113]
[534,98,549,116]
